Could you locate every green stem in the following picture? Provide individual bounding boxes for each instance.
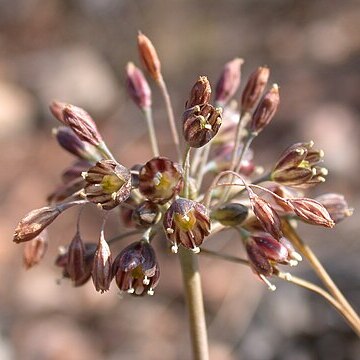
[178,247,209,360]
[143,107,160,157]
[196,143,212,190]
[183,146,191,198]
[157,76,182,160]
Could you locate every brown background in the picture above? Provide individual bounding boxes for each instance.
[0,1,359,359]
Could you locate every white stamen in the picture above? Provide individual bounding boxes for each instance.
[260,275,276,291]
[291,251,303,262]
[97,203,103,210]
[171,243,178,254]
[127,288,135,294]
[284,272,292,281]
[79,191,87,199]
[143,276,150,285]
[289,259,299,267]
[191,246,200,254]
[204,124,212,130]
[166,227,174,234]
[81,171,88,179]
[147,288,154,296]
[183,214,190,222]
[111,192,117,200]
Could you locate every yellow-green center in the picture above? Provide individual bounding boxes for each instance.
[101,174,125,194]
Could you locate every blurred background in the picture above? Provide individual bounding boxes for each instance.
[1,0,359,359]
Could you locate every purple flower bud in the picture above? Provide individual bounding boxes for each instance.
[286,198,335,228]
[126,62,152,110]
[252,232,288,263]
[215,58,243,106]
[92,230,113,293]
[186,76,212,108]
[50,102,103,146]
[241,66,270,112]
[138,157,183,204]
[83,160,132,210]
[53,126,102,161]
[66,231,86,284]
[23,229,48,269]
[245,238,273,277]
[163,198,210,253]
[250,84,280,135]
[112,241,159,296]
[315,193,353,224]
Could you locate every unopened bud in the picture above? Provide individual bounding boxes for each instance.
[252,232,288,263]
[50,102,103,146]
[241,66,270,112]
[23,230,48,269]
[66,231,86,284]
[250,84,280,135]
[132,201,161,228]
[53,126,102,161]
[186,76,212,108]
[249,190,283,240]
[126,62,152,110]
[286,197,335,228]
[137,32,161,81]
[92,230,113,293]
[211,203,248,226]
[314,193,353,224]
[246,238,273,276]
[13,202,75,243]
[215,58,244,106]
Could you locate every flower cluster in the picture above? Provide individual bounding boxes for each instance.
[13,32,353,296]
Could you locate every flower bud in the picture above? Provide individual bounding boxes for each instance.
[132,201,161,228]
[13,202,75,243]
[53,126,102,161]
[252,232,288,263]
[23,230,48,269]
[286,198,335,228]
[211,203,248,226]
[241,66,270,112]
[215,58,243,106]
[112,241,159,296]
[137,32,161,81]
[126,62,152,110]
[271,141,327,187]
[50,102,103,146]
[82,160,132,210]
[186,76,212,108]
[279,237,303,264]
[249,84,280,135]
[315,193,353,224]
[66,231,86,284]
[138,157,183,204]
[92,230,113,293]
[183,104,222,148]
[245,238,273,276]
[56,243,97,287]
[163,198,210,253]
[248,190,283,240]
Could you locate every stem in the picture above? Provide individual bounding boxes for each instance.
[191,146,206,176]
[196,143,212,190]
[97,141,116,161]
[143,107,160,157]
[182,146,191,198]
[107,229,142,245]
[276,272,360,337]
[234,134,256,174]
[178,247,209,360]
[157,76,182,160]
[282,219,360,330]
[200,248,360,336]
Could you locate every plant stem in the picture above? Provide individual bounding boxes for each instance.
[178,247,209,360]
[196,143,212,190]
[282,219,360,330]
[182,146,191,198]
[276,271,360,337]
[143,107,160,157]
[234,133,255,173]
[157,76,182,160]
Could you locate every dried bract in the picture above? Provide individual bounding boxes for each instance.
[23,230,48,269]
[186,76,212,108]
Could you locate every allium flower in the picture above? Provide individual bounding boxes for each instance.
[271,141,327,187]
[112,241,159,296]
[23,229,48,269]
[163,198,210,253]
[211,203,248,227]
[138,157,183,204]
[137,32,161,81]
[132,201,160,228]
[82,160,132,210]
[315,193,353,224]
